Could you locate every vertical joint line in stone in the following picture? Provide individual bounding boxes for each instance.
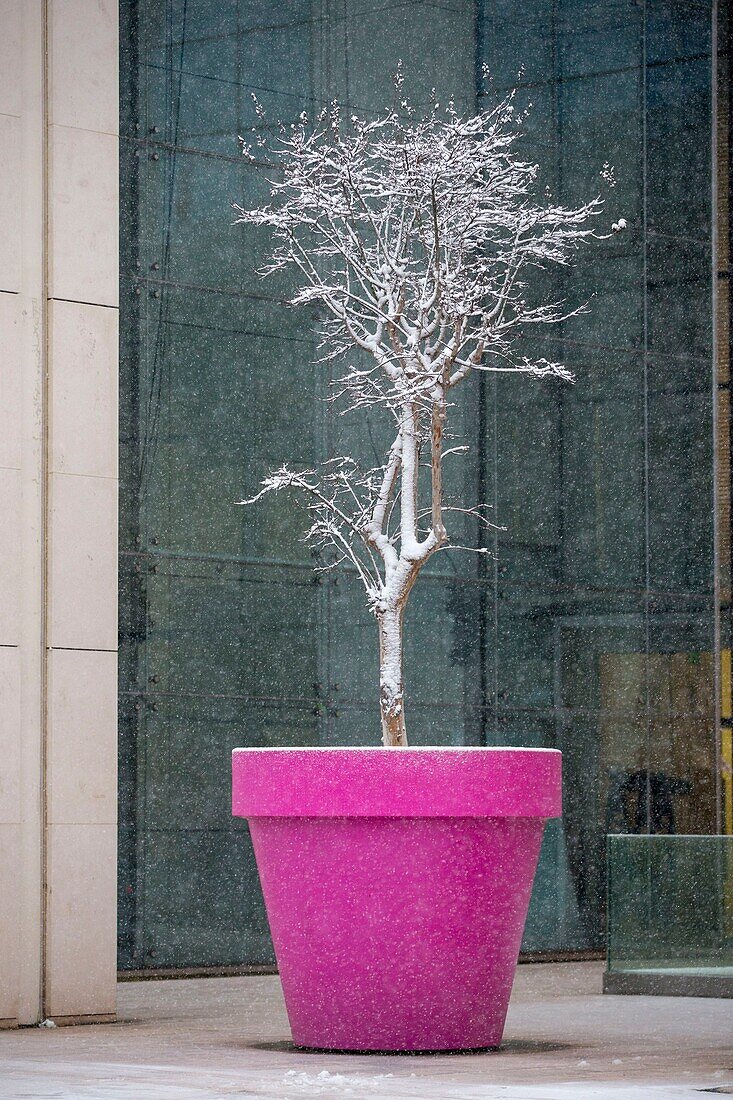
[40,0,50,1020]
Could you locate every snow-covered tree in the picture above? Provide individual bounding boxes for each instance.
[236,69,621,747]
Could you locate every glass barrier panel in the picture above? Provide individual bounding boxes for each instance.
[607,835,733,977]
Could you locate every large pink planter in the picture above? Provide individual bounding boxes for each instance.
[232,747,561,1052]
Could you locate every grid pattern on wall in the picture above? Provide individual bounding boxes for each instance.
[119,0,718,970]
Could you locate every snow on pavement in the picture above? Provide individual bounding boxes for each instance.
[0,1061,731,1100]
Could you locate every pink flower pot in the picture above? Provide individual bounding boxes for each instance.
[232,747,561,1052]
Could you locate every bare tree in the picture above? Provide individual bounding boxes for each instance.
[236,69,622,747]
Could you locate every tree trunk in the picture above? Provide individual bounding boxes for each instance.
[378,605,407,747]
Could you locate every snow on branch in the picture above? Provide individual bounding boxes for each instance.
[238,459,388,611]
[235,69,621,742]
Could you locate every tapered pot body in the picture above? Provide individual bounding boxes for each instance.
[232,747,562,1052]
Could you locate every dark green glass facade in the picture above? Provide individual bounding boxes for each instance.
[119,0,719,970]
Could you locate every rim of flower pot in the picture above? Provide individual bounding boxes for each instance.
[232,745,560,752]
[232,745,562,819]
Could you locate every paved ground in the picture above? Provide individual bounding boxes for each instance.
[0,963,731,1099]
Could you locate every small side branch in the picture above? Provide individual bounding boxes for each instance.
[430,384,447,545]
[365,432,402,574]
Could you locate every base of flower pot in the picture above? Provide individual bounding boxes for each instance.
[232,747,562,1053]
[293,1043,501,1055]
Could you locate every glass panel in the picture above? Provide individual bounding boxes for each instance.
[480,0,716,954]
[607,835,733,974]
[120,0,717,967]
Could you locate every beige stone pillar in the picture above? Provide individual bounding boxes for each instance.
[0,0,118,1026]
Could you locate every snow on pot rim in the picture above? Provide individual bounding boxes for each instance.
[231,745,561,819]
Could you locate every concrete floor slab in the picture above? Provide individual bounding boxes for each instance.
[0,963,731,1098]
